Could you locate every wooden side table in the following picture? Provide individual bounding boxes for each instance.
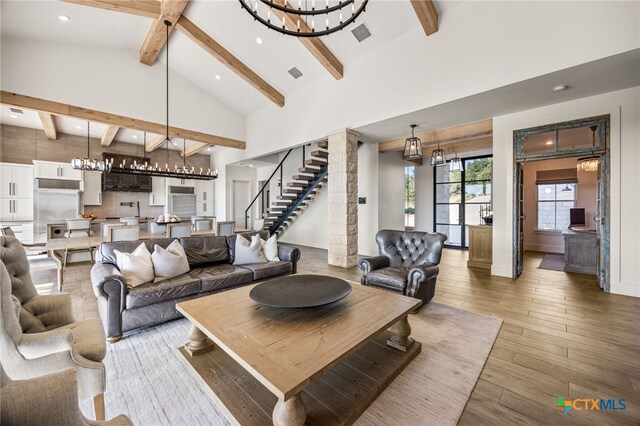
[467,225,492,269]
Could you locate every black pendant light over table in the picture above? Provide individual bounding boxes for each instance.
[106,20,217,181]
[430,138,446,167]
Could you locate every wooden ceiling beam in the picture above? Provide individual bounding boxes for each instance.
[100,124,120,146]
[410,0,439,36]
[176,16,285,107]
[182,142,210,157]
[37,112,58,140]
[139,0,189,66]
[62,0,160,18]
[1,91,245,149]
[379,119,493,152]
[146,134,167,152]
[271,0,343,80]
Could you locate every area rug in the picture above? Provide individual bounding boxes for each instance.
[82,302,501,426]
[538,253,566,271]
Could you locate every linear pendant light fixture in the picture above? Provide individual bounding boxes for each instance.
[576,125,600,172]
[239,0,369,37]
[403,125,423,160]
[107,20,217,181]
[71,121,112,171]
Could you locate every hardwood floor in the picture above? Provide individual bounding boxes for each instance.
[63,246,640,425]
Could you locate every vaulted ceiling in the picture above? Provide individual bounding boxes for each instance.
[0,1,460,117]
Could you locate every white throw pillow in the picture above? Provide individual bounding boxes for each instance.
[151,240,190,283]
[233,234,267,265]
[115,243,154,287]
[260,235,280,262]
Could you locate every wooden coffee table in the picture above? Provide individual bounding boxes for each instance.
[176,280,422,426]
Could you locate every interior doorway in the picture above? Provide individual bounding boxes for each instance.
[232,180,250,228]
[513,115,610,290]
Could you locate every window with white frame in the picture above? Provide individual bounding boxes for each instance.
[536,183,576,230]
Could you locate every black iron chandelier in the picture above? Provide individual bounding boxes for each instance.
[71,121,112,172]
[107,20,217,181]
[239,0,369,37]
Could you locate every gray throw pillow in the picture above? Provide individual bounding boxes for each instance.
[233,234,267,265]
[151,240,190,283]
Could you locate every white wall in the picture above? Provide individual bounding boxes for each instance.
[378,152,406,232]
[521,157,597,254]
[492,87,640,297]
[278,187,329,249]
[240,1,639,161]
[1,38,245,142]
[357,143,379,256]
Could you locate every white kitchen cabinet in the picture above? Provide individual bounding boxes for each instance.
[0,163,33,198]
[149,176,166,206]
[0,163,34,222]
[0,221,34,243]
[0,199,33,222]
[197,201,214,216]
[83,171,102,206]
[33,161,82,181]
[195,180,214,202]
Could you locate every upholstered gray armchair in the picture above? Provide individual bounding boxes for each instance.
[359,230,447,308]
[1,366,132,426]
[0,236,107,420]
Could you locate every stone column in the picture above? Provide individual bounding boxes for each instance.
[328,129,358,268]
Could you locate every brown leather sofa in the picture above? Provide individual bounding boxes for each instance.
[359,229,447,308]
[90,231,300,342]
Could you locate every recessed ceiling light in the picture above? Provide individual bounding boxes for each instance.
[132,135,138,139]
[248,164,253,167]
[553,84,568,92]
[546,140,553,145]
[207,147,212,151]
[75,125,82,129]
[58,15,70,22]
[256,37,263,45]
[10,114,18,119]
[215,75,222,81]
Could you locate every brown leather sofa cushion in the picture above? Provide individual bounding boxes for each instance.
[189,264,253,293]
[126,274,201,309]
[366,267,408,292]
[240,261,292,281]
[179,236,229,266]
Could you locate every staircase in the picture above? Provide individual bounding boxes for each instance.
[244,141,329,236]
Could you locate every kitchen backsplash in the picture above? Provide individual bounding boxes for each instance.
[83,191,164,219]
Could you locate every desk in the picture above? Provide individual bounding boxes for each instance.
[562,229,598,275]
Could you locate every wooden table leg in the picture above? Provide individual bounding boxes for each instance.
[185,323,214,356]
[273,393,306,426]
[387,315,414,352]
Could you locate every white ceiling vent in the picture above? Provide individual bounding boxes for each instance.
[351,23,371,43]
[288,67,303,79]
[9,108,23,114]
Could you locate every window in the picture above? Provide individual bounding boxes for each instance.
[537,183,576,230]
[405,166,415,228]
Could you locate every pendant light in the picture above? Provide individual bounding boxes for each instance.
[449,152,464,172]
[403,125,423,160]
[105,20,217,181]
[430,139,446,167]
[71,121,112,171]
[577,125,600,172]
[561,184,573,192]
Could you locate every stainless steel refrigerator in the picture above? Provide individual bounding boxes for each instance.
[34,179,81,243]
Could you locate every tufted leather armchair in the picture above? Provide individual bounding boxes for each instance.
[0,236,107,421]
[359,229,447,308]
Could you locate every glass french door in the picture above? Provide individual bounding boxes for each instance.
[434,156,493,249]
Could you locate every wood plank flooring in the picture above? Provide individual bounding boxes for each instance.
[64,246,640,425]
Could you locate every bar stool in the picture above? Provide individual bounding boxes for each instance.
[64,218,94,268]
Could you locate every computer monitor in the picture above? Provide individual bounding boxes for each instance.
[570,208,586,227]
